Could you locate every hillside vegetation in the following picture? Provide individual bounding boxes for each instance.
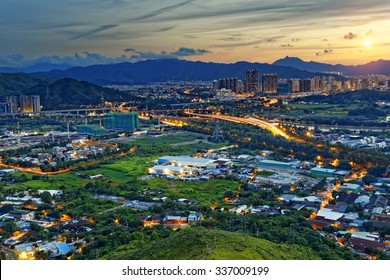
[0,73,132,109]
[102,227,320,260]
[0,73,55,94]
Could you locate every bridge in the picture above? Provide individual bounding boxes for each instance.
[0,107,137,117]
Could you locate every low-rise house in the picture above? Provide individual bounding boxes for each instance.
[348,238,386,254]
[367,195,388,209]
[372,207,384,215]
[354,195,370,206]
[323,204,348,213]
[0,169,18,176]
[37,190,63,197]
[279,194,297,204]
[229,205,248,214]
[339,183,361,194]
[292,196,321,207]
[316,209,344,222]
[370,213,390,228]
[3,210,34,221]
[336,193,359,205]
[14,242,36,260]
[163,215,189,229]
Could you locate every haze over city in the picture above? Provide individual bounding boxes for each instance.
[1,0,390,67]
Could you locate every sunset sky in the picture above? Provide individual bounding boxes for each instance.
[1,0,390,67]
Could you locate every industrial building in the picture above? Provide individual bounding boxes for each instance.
[310,167,337,177]
[257,160,293,169]
[157,156,216,168]
[148,165,195,176]
[103,113,139,131]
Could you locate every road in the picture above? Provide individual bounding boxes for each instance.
[185,112,291,139]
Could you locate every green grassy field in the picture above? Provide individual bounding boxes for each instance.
[139,133,201,144]
[143,177,240,206]
[285,103,360,117]
[84,156,155,181]
[9,172,85,191]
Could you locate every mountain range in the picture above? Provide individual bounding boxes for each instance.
[1,57,389,85]
[36,59,330,85]
[273,56,390,75]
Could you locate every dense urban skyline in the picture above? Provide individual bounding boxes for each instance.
[1,0,390,67]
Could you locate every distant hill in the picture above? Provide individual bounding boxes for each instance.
[37,59,335,85]
[0,63,73,74]
[101,227,320,260]
[273,56,390,75]
[24,78,129,109]
[0,73,130,109]
[0,73,56,95]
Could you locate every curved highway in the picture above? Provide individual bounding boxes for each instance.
[185,112,291,139]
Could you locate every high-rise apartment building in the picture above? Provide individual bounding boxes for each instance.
[245,70,259,93]
[262,74,278,94]
[299,79,311,92]
[31,95,41,112]
[214,78,241,93]
[20,95,33,113]
[6,96,18,113]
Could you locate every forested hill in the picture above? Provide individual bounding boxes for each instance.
[0,73,56,94]
[25,78,128,109]
[100,227,345,260]
[0,73,131,109]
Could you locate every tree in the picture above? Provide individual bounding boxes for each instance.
[363,221,374,232]
[367,166,386,177]
[224,190,234,198]
[40,191,53,204]
[362,175,377,185]
[338,160,352,170]
[1,220,18,237]
[312,178,327,193]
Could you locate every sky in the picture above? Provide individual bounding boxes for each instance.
[1,0,390,67]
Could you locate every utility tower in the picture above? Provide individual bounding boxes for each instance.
[16,121,21,147]
[210,119,225,143]
[385,162,390,177]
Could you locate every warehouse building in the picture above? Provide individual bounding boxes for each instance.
[257,160,293,169]
[157,156,216,168]
[148,165,195,176]
[310,167,337,177]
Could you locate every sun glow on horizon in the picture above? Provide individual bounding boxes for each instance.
[364,39,372,48]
